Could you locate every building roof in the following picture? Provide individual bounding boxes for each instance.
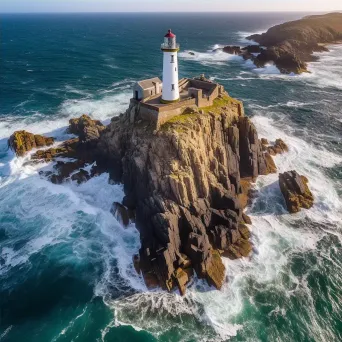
[137,77,162,90]
[165,29,175,38]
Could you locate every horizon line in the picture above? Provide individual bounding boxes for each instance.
[1,10,341,14]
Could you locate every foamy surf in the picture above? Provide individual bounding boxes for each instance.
[179,48,243,66]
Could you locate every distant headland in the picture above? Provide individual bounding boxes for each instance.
[220,12,342,74]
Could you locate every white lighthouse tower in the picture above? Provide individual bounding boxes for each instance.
[161,29,180,103]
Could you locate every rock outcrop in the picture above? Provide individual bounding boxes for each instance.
[68,114,105,145]
[279,170,314,213]
[222,13,342,74]
[96,94,276,294]
[8,131,54,156]
[31,116,105,183]
[9,91,280,295]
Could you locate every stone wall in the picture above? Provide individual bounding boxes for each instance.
[134,79,225,129]
[138,98,197,129]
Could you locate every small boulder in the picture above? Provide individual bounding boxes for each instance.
[260,138,269,145]
[279,170,314,213]
[110,202,131,227]
[268,138,289,156]
[242,212,252,225]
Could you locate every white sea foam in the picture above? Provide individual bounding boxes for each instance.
[244,60,281,75]
[0,91,131,148]
[304,44,342,91]
[59,90,130,120]
[236,30,265,45]
[179,48,243,66]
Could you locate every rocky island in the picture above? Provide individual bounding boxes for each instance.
[8,84,279,294]
[221,12,342,74]
[8,79,314,294]
[7,26,315,296]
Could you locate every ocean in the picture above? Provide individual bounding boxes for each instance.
[0,12,341,342]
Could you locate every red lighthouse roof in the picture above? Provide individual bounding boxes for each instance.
[164,29,175,38]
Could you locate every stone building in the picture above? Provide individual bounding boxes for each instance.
[132,77,162,101]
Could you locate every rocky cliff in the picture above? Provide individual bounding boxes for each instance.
[95,94,276,294]
[8,93,278,295]
[222,13,342,74]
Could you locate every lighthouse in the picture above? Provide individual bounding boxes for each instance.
[161,29,180,103]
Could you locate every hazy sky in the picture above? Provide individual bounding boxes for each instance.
[0,0,341,13]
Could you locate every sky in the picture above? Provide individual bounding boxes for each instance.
[0,0,341,13]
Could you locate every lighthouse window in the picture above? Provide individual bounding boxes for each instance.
[175,67,177,71]
[171,84,175,91]
[171,55,175,63]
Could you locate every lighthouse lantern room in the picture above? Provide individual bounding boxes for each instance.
[161,29,180,103]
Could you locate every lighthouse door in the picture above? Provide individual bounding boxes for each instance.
[135,91,139,100]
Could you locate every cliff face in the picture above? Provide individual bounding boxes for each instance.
[246,13,342,74]
[249,13,342,48]
[97,94,275,294]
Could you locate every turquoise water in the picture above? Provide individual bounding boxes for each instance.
[1,13,342,342]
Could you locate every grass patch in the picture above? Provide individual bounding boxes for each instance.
[202,95,240,115]
[161,113,199,132]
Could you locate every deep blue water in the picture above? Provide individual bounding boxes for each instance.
[1,13,342,342]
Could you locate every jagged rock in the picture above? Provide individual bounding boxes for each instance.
[205,250,225,289]
[174,267,192,296]
[31,138,79,161]
[222,46,242,55]
[71,169,90,184]
[242,212,252,224]
[8,131,54,156]
[69,114,105,144]
[110,202,131,227]
[264,152,277,174]
[238,117,274,178]
[242,45,263,54]
[279,170,314,213]
[39,160,87,184]
[267,138,289,156]
[261,138,269,145]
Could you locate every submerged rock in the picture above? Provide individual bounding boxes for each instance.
[110,202,133,227]
[39,160,88,184]
[8,131,54,156]
[279,170,314,213]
